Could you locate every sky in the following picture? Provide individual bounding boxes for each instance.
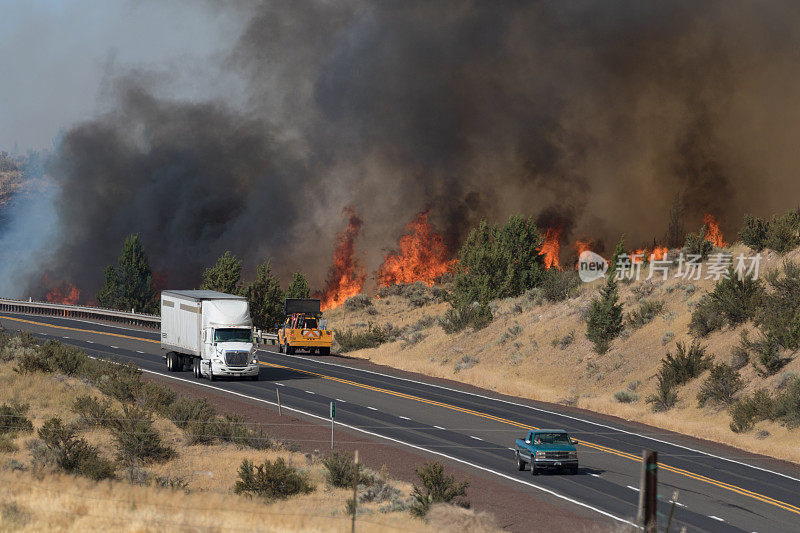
[0,0,245,152]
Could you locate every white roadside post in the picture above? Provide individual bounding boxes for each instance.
[330,401,336,449]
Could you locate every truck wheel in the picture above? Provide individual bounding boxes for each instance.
[278,342,284,353]
[516,452,525,471]
[250,374,259,381]
[320,347,330,356]
[286,343,295,355]
[165,352,172,371]
[531,464,539,476]
[167,352,177,372]
[568,467,578,475]
[208,365,215,382]
[193,358,200,378]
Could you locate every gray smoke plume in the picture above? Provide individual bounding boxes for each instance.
[18,0,800,298]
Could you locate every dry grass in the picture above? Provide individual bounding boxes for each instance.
[0,362,496,532]
[326,245,800,464]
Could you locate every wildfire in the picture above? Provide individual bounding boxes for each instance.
[318,207,366,311]
[703,214,727,248]
[539,228,562,269]
[45,279,81,305]
[376,210,457,287]
[629,245,669,263]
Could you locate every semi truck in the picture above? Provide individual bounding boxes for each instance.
[277,298,333,355]
[161,290,259,381]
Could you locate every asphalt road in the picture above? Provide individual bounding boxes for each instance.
[3,311,800,532]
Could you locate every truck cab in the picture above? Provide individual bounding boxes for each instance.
[277,299,333,355]
[515,429,578,475]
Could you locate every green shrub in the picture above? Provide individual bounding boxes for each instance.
[96,362,142,403]
[439,302,492,334]
[450,215,544,308]
[689,268,763,337]
[729,390,775,433]
[739,214,769,251]
[772,377,800,429]
[659,341,712,386]
[410,462,470,518]
[137,381,177,415]
[0,401,33,436]
[684,225,714,260]
[756,261,800,350]
[736,331,788,377]
[334,323,399,352]
[646,370,679,412]
[215,414,271,450]
[697,363,743,407]
[110,404,174,470]
[37,418,115,480]
[585,276,623,354]
[38,341,86,375]
[169,397,217,445]
[72,395,116,428]
[764,209,800,254]
[627,300,665,328]
[234,458,314,500]
[689,296,726,337]
[539,269,580,302]
[344,294,373,311]
[13,348,51,374]
[614,391,638,403]
[322,452,371,488]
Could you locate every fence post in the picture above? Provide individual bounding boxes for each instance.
[351,449,359,533]
[637,449,658,533]
[276,388,282,416]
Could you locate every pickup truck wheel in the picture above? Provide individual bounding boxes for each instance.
[278,342,283,353]
[568,467,578,475]
[516,452,525,471]
[531,464,539,476]
[286,343,295,355]
[320,347,330,356]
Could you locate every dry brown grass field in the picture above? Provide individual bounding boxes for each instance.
[326,244,800,464]
[0,359,498,532]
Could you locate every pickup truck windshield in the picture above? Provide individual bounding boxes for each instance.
[534,433,572,445]
[302,318,318,329]
[214,328,252,343]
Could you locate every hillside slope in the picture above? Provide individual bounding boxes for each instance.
[326,244,800,464]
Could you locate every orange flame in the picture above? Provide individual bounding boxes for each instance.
[45,280,81,305]
[539,228,562,269]
[650,246,668,261]
[318,207,366,311]
[376,210,457,287]
[629,245,669,263]
[703,214,727,247]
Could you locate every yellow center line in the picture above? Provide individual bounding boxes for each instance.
[4,313,799,516]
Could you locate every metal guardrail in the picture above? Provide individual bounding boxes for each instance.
[0,297,279,344]
[0,297,161,328]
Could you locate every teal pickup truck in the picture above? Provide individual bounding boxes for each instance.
[515,429,579,475]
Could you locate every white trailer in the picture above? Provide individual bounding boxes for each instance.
[161,290,259,381]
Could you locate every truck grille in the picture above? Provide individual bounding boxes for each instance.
[225,351,250,367]
[543,451,570,460]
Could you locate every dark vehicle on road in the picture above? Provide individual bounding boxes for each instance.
[515,429,578,475]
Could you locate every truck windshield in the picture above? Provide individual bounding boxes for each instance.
[214,328,252,343]
[302,318,318,329]
[534,433,572,445]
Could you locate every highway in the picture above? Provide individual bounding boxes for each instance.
[2,310,800,532]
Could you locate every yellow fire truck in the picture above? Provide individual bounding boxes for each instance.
[277,298,333,355]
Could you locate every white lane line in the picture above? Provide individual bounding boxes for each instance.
[709,516,725,522]
[626,485,639,492]
[671,501,686,508]
[589,473,601,478]
[260,348,800,483]
[399,416,411,420]
[276,383,285,387]
[63,336,70,339]
[110,346,119,349]
[86,340,94,344]
[335,399,345,402]
[304,390,315,395]
[130,366,636,528]
[433,425,445,430]
[508,447,516,451]
[366,406,378,411]
[470,435,483,441]
[136,350,144,354]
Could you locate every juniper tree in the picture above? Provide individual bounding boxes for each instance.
[286,271,310,299]
[586,274,624,354]
[200,251,242,294]
[96,234,157,314]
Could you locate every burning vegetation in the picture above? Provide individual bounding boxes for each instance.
[43,277,81,305]
[376,210,457,287]
[317,207,366,311]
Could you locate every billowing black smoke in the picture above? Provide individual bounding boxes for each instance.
[29,0,800,298]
